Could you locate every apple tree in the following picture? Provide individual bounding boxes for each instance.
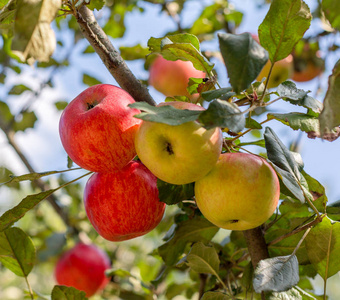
[1,0,340,299]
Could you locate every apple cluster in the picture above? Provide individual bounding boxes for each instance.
[59,84,166,242]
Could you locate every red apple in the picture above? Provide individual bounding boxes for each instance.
[84,161,165,241]
[59,84,141,172]
[54,242,111,297]
[149,55,206,99]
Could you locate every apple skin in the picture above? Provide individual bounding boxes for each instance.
[59,84,141,172]
[135,101,223,185]
[256,55,294,89]
[149,55,206,99]
[84,161,165,241]
[54,243,111,297]
[195,153,280,231]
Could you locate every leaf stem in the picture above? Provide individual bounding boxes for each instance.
[291,226,311,257]
[259,61,275,103]
[24,276,34,300]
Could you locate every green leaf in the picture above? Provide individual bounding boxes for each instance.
[0,0,16,34]
[129,102,201,125]
[87,0,105,11]
[158,217,219,266]
[119,44,149,61]
[82,73,102,86]
[0,167,20,189]
[8,84,31,95]
[218,32,269,93]
[38,232,66,262]
[319,59,340,134]
[253,255,299,293]
[258,0,312,62]
[201,88,234,102]
[51,285,88,300]
[0,101,13,122]
[13,111,37,132]
[198,99,245,132]
[54,101,68,111]
[268,112,319,134]
[322,0,340,31]
[238,139,266,148]
[148,34,214,74]
[277,81,323,113]
[305,217,340,279]
[102,3,130,39]
[201,291,229,300]
[0,227,36,277]
[157,179,194,205]
[186,242,220,275]
[245,117,263,129]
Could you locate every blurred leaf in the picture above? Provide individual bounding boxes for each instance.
[51,285,87,300]
[87,0,105,11]
[157,179,194,205]
[268,113,319,134]
[277,81,323,113]
[158,217,219,266]
[8,84,31,95]
[54,101,68,111]
[0,167,20,189]
[83,45,95,54]
[238,139,266,148]
[264,127,305,202]
[12,0,60,63]
[148,34,214,74]
[82,73,102,86]
[186,242,219,275]
[0,101,13,122]
[198,99,245,132]
[119,44,149,60]
[13,111,37,132]
[129,102,201,125]
[319,59,340,135]
[322,0,340,30]
[38,232,66,262]
[201,88,234,102]
[258,0,311,62]
[0,0,16,34]
[305,217,340,279]
[106,268,133,278]
[253,255,299,293]
[201,291,229,300]
[245,117,263,129]
[0,227,36,277]
[218,32,269,93]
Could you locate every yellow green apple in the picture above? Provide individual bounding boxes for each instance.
[195,152,280,231]
[134,101,223,185]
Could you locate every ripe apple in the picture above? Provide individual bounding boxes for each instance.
[134,101,223,185]
[59,84,141,172]
[84,161,165,241]
[148,55,206,99]
[195,152,280,231]
[256,55,294,89]
[54,242,111,297]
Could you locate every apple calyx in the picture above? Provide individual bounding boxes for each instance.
[165,141,174,155]
[86,100,99,110]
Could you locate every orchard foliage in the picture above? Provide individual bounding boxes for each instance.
[1,0,340,299]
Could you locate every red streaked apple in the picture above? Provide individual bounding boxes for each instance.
[54,242,111,297]
[59,84,141,172]
[149,55,206,99]
[84,161,165,241]
[195,152,280,231]
[134,101,223,185]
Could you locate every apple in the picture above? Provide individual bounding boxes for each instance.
[59,84,141,172]
[149,55,206,99]
[54,242,111,297]
[195,152,280,231]
[84,160,165,241]
[134,101,223,185]
[256,55,294,89]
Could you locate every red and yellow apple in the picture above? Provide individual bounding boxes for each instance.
[54,242,111,297]
[134,101,223,185]
[149,55,206,99]
[195,152,280,231]
[84,161,165,241]
[59,84,141,172]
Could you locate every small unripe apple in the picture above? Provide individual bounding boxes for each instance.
[59,84,141,172]
[135,101,223,185]
[84,161,165,241]
[149,55,206,99]
[195,153,280,231]
[54,243,111,297]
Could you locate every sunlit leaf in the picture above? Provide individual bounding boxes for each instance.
[258,0,312,62]
[87,0,105,11]
[119,44,149,60]
[51,285,87,300]
[82,73,102,86]
[0,227,36,277]
[8,84,31,95]
[218,32,269,93]
[253,255,299,293]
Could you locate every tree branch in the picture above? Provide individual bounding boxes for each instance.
[75,5,156,106]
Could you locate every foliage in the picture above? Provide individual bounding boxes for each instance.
[0,0,340,299]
